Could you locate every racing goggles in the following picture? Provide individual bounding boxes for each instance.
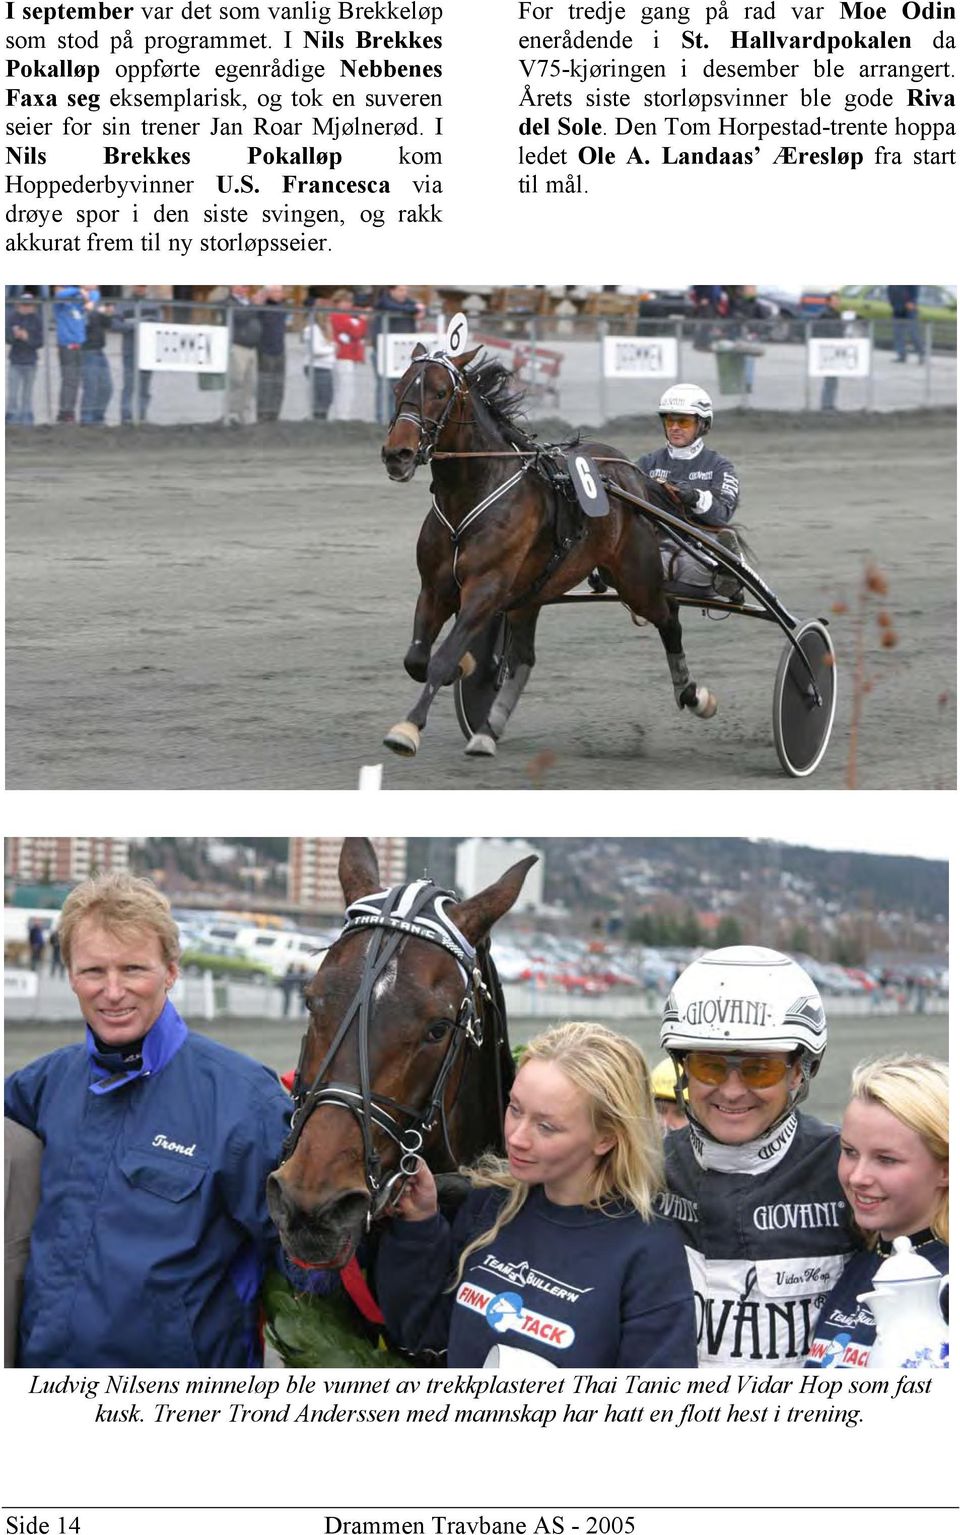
[684,1051,793,1089]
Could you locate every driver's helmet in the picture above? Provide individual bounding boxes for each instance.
[658,384,713,438]
[660,946,827,1108]
[650,1056,688,1104]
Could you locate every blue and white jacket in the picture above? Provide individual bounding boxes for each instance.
[53,287,91,348]
[4,1001,292,1368]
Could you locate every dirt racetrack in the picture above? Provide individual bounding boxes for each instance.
[6,411,956,791]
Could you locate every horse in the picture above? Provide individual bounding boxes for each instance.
[266,836,535,1271]
[380,343,717,758]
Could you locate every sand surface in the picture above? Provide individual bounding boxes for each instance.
[6,412,955,790]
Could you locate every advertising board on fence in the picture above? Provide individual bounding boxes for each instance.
[603,335,678,379]
[377,329,444,378]
[4,969,38,999]
[807,336,872,378]
[138,322,229,373]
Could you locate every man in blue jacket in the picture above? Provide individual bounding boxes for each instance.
[4,872,293,1368]
[53,285,89,422]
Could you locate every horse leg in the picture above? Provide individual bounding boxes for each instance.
[404,525,457,682]
[607,512,718,722]
[657,601,718,719]
[465,608,539,757]
[404,584,455,683]
[384,591,505,757]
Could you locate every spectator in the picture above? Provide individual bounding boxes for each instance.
[226,284,260,425]
[53,286,87,422]
[887,285,925,363]
[27,919,45,972]
[650,1057,688,1136]
[302,302,335,420]
[815,293,846,412]
[4,1119,43,1366]
[254,284,289,422]
[280,962,301,1016]
[372,285,425,424]
[327,287,368,421]
[4,872,295,1368]
[726,285,764,394]
[6,291,42,425]
[48,928,64,978]
[691,285,724,315]
[115,284,162,424]
[79,288,114,425]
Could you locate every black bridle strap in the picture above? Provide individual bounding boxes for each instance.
[281,881,485,1214]
[387,354,469,464]
[285,883,413,1166]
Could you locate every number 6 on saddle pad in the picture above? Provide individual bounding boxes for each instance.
[566,450,609,517]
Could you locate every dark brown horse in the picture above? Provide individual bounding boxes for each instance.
[266,837,534,1270]
[380,345,717,757]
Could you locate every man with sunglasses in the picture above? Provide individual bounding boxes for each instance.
[658,946,856,1367]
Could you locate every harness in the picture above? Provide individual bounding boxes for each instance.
[389,353,589,597]
[282,879,507,1225]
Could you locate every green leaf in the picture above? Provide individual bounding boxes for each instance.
[262,1270,412,1369]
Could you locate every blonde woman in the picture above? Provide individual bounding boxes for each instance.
[806,1054,948,1369]
[375,1023,697,1367]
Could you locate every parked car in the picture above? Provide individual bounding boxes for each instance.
[180,947,275,985]
[801,285,956,350]
[755,288,806,342]
[636,288,698,320]
[837,284,956,325]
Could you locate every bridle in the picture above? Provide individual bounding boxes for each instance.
[281,879,506,1225]
[386,352,469,466]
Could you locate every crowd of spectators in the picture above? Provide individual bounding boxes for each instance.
[6,283,932,427]
[5,284,429,428]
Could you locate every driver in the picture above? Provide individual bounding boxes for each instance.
[658,945,857,1367]
[637,384,743,599]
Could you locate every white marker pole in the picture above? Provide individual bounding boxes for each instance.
[358,764,383,790]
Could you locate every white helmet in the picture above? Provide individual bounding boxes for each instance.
[660,946,827,1092]
[658,384,713,436]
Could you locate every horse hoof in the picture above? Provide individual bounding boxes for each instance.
[404,652,428,683]
[464,733,497,757]
[459,651,476,678]
[383,721,421,757]
[692,687,718,719]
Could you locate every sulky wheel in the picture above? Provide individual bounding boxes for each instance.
[772,618,838,778]
[454,614,510,741]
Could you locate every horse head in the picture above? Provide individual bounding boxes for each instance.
[381,343,482,482]
[266,836,535,1269]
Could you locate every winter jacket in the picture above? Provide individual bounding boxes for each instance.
[4,1000,291,1368]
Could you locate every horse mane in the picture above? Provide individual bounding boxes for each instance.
[464,355,537,449]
